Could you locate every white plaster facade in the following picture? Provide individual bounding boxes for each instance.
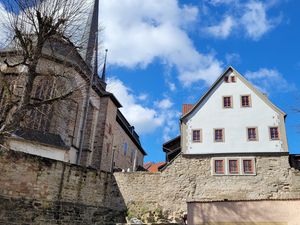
[181,67,288,154]
[8,138,69,162]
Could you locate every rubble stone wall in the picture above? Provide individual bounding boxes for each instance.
[114,153,300,222]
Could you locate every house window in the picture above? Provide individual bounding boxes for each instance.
[214,160,225,174]
[224,76,229,83]
[192,129,201,142]
[270,127,279,140]
[130,149,135,163]
[247,127,258,141]
[241,95,251,107]
[231,76,236,82]
[229,159,239,174]
[124,143,128,156]
[214,129,224,142]
[212,157,256,176]
[243,159,254,174]
[223,96,232,108]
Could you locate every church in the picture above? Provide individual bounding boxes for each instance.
[0,0,146,172]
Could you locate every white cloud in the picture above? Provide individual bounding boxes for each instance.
[207,0,236,5]
[162,110,181,142]
[137,94,148,101]
[205,16,235,39]
[107,78,180,139]
[179,58,223,86]
[101,0,223,86]
[107,78,164,134]
[168,82,176,91]
[245,68,296,94]
[241,1,277,40]
[203,0,282,40]
[156,98,173,110]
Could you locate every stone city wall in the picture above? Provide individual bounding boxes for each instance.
[0,149,126,225]
[2,148,300,224]
[114,153,300,222]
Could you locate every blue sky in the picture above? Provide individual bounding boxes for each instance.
[100,0,300,162]
[0,0,299,162]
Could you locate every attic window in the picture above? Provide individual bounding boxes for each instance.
[223,96,232,108]
[247,127,258,141]
[231,76,236,82]
[224,76,229,83]
[241,95,251,107]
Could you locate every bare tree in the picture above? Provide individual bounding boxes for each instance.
[0,0,91,147]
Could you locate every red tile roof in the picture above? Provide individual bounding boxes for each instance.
[143,162,153,170]
[147,162,166,172]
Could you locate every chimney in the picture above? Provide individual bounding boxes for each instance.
[182,104,194,115]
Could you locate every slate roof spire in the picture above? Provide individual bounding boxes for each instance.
[81,0,100,79]
[101,49,108,82]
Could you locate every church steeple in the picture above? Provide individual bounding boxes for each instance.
[81,0,100,79]
[101,49,108,82]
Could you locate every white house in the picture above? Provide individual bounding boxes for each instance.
[180,66,288,175]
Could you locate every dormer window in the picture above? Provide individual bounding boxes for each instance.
[231,76,236,82]
[241,95,251,107]
[223,96,232,108]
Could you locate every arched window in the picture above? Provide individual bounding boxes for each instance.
[28,78,54,132]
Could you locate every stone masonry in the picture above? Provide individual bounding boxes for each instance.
[114,153,300,222]
[0,149,126,225]
[1,148,300,224]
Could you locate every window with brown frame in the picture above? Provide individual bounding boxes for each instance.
[214,160,225,174]
[231,76,236,82]
[229,159,239,174]
[270,127,279,140]
[223,96,232,108]
[243,159,254,174]
[241,95,251,107]
[214,129,224,142]
[192,130,201,142]
[247,127,257,141]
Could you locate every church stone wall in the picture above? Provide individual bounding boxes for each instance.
[0,149,126,225]
[114,154,300,221]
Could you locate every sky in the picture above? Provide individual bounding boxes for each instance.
[0,0,299,162]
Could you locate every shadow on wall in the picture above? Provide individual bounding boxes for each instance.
[0,148,127,225]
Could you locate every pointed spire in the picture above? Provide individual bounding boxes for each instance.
[81,0,99,74]
[101,49,108,82]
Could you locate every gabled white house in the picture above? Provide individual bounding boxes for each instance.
[181,66,288,156]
